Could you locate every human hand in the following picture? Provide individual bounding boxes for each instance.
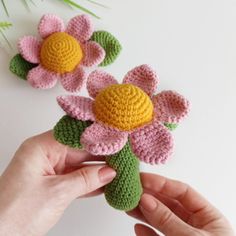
[0,131,116,236]
[128,173,235,236]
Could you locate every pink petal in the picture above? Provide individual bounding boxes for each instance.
[57,95,95,121]
[81,41,105,67]
[60,66,86,93]
[18,36,40,63]
[27,65,58,89]
[123,64,158,97]
[153,90,190,124]
[38,14,65,39]
[87,70,118,98]
[66,15,94,43]
[130,121,174,165]
[81,123,128,155]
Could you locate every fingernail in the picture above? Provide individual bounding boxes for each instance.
[98,166,116,183]
[140,194,157,212]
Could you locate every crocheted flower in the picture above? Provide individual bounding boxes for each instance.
[10,14,122,92]
[57,65,190,164]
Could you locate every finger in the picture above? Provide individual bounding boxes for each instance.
[139,193,193,235]
[80,188,104,198]
[59,165,116,199]
[141,172,212,213]
[144,190,191,222]
[126,207,146,223]
[134,224,159,236]
[65,148,106,166]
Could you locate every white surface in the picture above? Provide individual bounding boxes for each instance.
[0,0,236,235]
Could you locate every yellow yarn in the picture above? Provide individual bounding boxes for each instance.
[94,84,154,131]
[40,32,83,74]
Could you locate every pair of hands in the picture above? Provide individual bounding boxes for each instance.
[0,131,234,236]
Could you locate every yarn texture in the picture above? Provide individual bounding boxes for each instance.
[105,141,142,211]
[9,54,37,80]
[53,64,190,211]
[91,31,122,66]
[10,14,122,92]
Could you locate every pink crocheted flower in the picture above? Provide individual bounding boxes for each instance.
[18,14,106,92]
[57,65,190,164]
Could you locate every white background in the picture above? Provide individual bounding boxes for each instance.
[0,0,236,235]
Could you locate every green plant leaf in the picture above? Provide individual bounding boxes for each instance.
[9,54,38,80]
[1,0,9,16]
[91,31,122,66]
[164,123,178,131]
[62,0,100,19]
[0,21,12,48]
[54,115,92,149]
[105,141,142,211]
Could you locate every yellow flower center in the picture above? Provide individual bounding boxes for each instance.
[40,32,83,74]
[94,84,154,131]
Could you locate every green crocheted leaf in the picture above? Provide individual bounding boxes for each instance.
[105,142,142,211]
[164,123,178,131]
[9,54,38,80]
[53,115,92,149]
[91,31,122,66]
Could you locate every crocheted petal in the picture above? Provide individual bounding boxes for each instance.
[38,14,65,39]
[87,70,118,98]
[27,65,58,89]
[18,36,40,64]
[153,90,190,124]
[57,95,95,121]
[123,64,158,97]
[81,41,106,67]
[66,15,94,43]
[60,66,86,93]
[81,123,128,155]
[130,121,174,165]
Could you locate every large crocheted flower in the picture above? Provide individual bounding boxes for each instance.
[56,65,190,164]
[10,14,122,92]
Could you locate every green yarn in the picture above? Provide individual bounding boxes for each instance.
[54,115,92,149]
[91,30,122,67]
[164,123,178,131]
[105,141,142,211]
[9,54,38,80]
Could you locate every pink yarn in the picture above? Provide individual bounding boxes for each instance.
[38,14,65,39]
[130,121,174,165]
[17,14,105,92]
[123,64,158,97]
[80,123,128,155]
[153,90,190,124]
[87,70,118,98]
[81,41,106,67]
[57,96,95,121]
[18,36,40,64]
[27,65,58,89]
[58,65,189,163]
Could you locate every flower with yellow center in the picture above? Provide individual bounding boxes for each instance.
[17,14,105,92]
[94,84,154,131]
[57,65,189,164]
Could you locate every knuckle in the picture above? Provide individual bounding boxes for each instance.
[77,168,92,192]
[158,210,174,229]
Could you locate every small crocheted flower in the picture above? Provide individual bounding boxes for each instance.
[9,14,122,92]
[56,64,190,164]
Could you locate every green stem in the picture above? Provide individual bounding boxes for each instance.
[1,0,9,17]
[62,0,100,19]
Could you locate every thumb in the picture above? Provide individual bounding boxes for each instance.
[139,194,193,235]
[60,165,116,200]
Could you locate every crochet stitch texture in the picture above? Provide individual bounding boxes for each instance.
[9,14,122,92]
[54,64,190,210]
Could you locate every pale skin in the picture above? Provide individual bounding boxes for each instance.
[0,132,234,236]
